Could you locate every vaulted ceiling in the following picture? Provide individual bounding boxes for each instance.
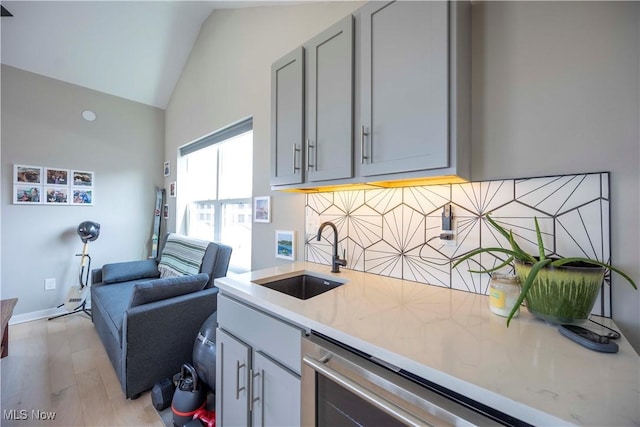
[0,1,298,109]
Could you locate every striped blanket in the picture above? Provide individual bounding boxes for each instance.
[158,234,209,278]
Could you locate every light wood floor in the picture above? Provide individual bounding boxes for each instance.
[0,315,164,427]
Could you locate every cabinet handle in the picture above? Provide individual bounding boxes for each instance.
[249,369,260,407]
[235,360,246,400]
[249,369,264,426]
[361,125,369,164]
[259,369,265,427]
[306,139,315,171]
[293,144,301,174]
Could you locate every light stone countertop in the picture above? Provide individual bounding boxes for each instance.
[215,261,640,426]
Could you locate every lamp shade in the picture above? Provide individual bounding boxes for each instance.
[77,221,100,243]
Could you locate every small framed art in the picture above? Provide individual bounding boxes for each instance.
[14,185,42,204]
[275,230,295,261]
[72,188,93,205]
[72,170,94,187]
[45,167,69,185]
[254,196,271,223]
[45,187,69,204]
[14,165,42,184]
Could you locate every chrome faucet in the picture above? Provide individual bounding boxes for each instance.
[316,221,347,273]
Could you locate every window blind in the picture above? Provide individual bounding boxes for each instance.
[179,117,253,157]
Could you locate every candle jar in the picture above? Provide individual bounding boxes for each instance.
[488,274,521,318]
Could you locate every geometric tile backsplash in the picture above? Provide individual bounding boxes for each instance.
[305,172,612,317]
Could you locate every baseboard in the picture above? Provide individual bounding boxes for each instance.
[10,307,68,325]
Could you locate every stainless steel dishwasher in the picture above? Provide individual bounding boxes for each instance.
[301,333,526,427]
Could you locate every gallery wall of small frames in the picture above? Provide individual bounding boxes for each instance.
[13,164,94,206]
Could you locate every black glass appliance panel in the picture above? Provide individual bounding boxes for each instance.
[316,372,403,426]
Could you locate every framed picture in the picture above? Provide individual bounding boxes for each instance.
[45,167,69,185]
[14,165,42,184]
[72,188,93,205]
[169,182,177,198]
[72,170,94,187]
[163,204,169,219]
[164,161,170,177]
[275,230,295,261]
[14,185,42,204]
[254,196,271,223]
[45,187,69,204]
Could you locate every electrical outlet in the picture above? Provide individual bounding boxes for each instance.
[440,219,457,247]
[44,278,56,291]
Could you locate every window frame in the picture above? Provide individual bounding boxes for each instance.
[178,117,253,273]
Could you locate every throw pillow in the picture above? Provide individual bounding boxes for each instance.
[128,273,209,308]
[102,260,161,284]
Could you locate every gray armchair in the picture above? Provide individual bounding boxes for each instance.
[90,234,232,399]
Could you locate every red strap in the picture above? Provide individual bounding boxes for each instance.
[171,401,206,417]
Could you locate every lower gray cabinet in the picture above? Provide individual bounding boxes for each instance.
[216,329,251,427]
[251,351,301,427]
[216,294,302,427]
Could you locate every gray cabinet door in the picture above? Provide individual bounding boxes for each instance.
[271,47,305,186]
[305,15,354,182]
[251,351,301,427]
[360,1,449,177]
[216,328,251,427]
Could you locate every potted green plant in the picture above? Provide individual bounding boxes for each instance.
[453,215,637,326]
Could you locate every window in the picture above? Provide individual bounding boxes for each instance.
[178,119,253,273]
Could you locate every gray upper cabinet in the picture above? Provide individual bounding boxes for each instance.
[305,15,354,182]
[360,1,449,177]
[270,1,470,189]
[271,47,304,186]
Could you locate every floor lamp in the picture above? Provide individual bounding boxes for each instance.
[49,221,100,320]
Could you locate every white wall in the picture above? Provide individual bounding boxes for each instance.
[471,1,639,348]
[165,2,364,270]
[1,65,165,317]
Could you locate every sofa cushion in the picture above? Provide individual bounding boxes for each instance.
[129,273,209,308]
[92,280,145,342]
[102,259,160,284]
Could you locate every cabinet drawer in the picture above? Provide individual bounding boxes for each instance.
[218,294,303,374]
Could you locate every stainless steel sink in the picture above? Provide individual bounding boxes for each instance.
[255,274,344,300]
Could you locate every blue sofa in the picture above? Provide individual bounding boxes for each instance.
[90,234,232,399]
